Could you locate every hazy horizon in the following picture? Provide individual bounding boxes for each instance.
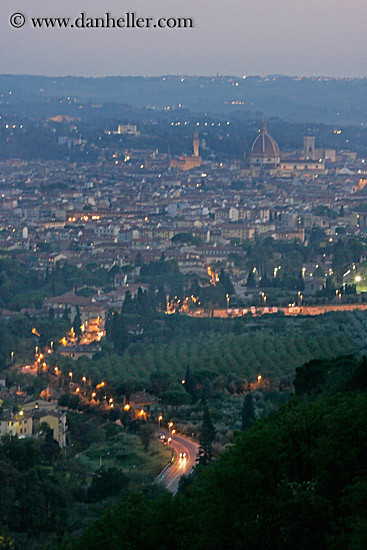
[1,0,367,78]
[1,73,366,80]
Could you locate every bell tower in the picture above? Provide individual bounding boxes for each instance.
[193,132,200,158]
[303,136,315,160]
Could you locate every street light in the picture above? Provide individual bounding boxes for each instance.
[157,414,163,435]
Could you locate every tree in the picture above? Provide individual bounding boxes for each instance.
[184,365,195,398]
[246,269,256,287]
[149,370,171,395]
[134,252,143,267]
[219,269,234,295]
[259,272,272,288]
[88,467,129,502]
[106,312,129,354]
[138,423,154,453]
[160,383,191,408]
[62,307,70,321]
[73,307,82,341]
[41,432,61,464]
[156,287,167,312]
[241,393,255,431]
[121,291,135,314]
[197,406,215,466]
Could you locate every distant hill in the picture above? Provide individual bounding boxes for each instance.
[1,74,367,124]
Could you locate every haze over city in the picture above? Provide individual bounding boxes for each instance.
[2,1,367,549]
[1,0,367,77]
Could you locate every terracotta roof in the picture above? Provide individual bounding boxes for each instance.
[47,290,92,306]
[251,123,280,158]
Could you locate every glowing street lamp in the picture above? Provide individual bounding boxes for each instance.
[157,414,163,435]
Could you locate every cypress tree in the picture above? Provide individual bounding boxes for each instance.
[73,307,82,341]
[246,269,257,288]
[242,393,255,431]
[197,406,215,466]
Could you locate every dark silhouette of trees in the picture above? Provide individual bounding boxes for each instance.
[241,393,255,430]
[246,269,256,287]
[73,307,82,341]
[105,312,129,354]
[197,406,215,466]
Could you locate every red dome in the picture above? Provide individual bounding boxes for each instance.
[251,123,280,159]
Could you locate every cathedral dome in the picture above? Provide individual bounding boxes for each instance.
[250,123,280,168]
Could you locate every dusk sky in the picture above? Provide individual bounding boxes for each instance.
[1,0,366,77]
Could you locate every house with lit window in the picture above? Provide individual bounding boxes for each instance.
[0,410,33,438]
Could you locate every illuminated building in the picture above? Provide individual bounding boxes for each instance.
[246,123,327,177]
[170,132,202,171]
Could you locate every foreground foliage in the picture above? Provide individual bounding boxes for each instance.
[68,357,367,550]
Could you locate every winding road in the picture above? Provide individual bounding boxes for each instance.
[156,430,199,494]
